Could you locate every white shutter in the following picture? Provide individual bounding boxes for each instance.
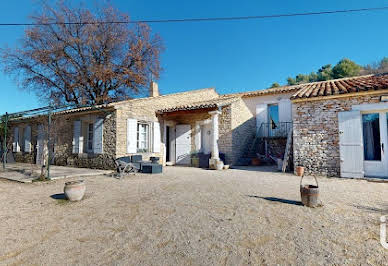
[93,118,104,154]
[194,122,201,152]
[338,111,364,178]
[153,122,161,153]
[127,118,137,153]
[13,127,20,152]
[279,99,292,122]
[24,126,31,153]
[72,121,82,154]
[256,104,268,135]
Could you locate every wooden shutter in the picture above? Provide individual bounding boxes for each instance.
[338,111,364,178]
[256,104,268,136]
[127,119,137,153]
[153,122,161,153]
[93,118,104,154]
[24,126,31,153]
[13,127,20,152]
[279,99,292,122]
[72,121,82,154]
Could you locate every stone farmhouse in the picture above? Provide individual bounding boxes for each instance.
[8,73,388,179]
[8,81,295,171]
[291,73,388,178]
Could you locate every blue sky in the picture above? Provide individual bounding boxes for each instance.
[1,0,388,114]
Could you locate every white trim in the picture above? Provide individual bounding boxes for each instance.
[352,102,388,112]
[153,121,161,153]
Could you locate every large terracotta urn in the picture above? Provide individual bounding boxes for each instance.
[64,180,86,201]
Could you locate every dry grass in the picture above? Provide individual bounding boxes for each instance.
[0,167,387,265]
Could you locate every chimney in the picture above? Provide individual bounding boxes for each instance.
[149,81,160,97]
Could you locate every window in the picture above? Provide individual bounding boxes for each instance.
[268,104,279,136]
[137,122,150,152]
[362,113,381,161]
[87,123,94,152]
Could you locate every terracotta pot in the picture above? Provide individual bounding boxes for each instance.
[252,158,261,166]
[215,160,224,170]
[296,166,305,177]
[64,180,86,201]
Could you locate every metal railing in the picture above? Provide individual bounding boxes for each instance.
[257,122,293,138]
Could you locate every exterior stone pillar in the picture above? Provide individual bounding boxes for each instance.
[209,110,224,170]
[194,121,201,152]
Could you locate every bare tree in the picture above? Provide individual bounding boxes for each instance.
[1,1,163,106]
[361,57,388,75]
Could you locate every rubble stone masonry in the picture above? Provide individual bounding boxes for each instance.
[292,94,382,177]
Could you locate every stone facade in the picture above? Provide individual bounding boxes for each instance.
[65,111,116,169]
[10,110,116,170]
[114,88,220,164]
[293,94,382,177]
[230,99,255,165]
[218,105,233,164]
[8,88,259,170]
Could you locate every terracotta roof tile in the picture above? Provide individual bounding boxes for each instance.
[291,74,388,100]
[156,96,239,114]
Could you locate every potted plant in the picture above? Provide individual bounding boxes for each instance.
[64,180,86,201]
[191,152,200,168]
[251,157,261,166]
[296,166,305,177]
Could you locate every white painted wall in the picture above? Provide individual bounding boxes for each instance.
[242,93,294,117]
[241,93,294,135]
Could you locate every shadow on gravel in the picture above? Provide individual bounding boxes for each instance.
[50,193,66,200]
[351,204,388,214]
[247,195,303,206]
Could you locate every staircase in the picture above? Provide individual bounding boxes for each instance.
[239,122,293,168]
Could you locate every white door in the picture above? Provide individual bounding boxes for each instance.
[175,124,191,165]
[338,111,364,178]
[201,123,212,154]
[362,112,388,177]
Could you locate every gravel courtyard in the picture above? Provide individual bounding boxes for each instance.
[1,166,387,265]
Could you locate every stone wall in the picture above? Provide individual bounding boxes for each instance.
[218,105,233,164]
[114,88,219,164]
[9,122,38,164]
[65,111,116,169]
[9,110,116,170]
[293,94,382,177]
[230,99,255,165]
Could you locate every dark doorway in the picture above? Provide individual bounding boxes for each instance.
[166,126,171,162]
